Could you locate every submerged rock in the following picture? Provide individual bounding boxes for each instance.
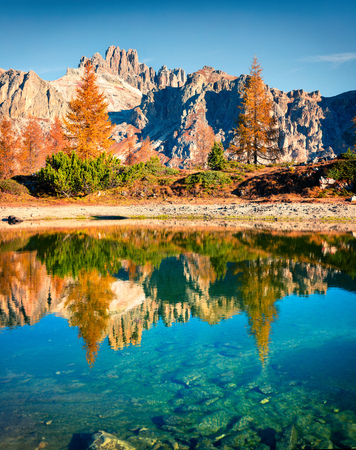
[220,428,261,448]
[275,424,298,450]
[87,431,136,450]
[197,409,231,435]
[195,437,215,449]
[258,384,276,395]
[231,415,254,431]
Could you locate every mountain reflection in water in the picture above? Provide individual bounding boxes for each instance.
[0,227,355,366]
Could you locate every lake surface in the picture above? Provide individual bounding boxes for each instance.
[0,226,355,449]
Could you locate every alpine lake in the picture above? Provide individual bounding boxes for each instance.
[0,225,355,450]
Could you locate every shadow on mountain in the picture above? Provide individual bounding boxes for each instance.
[319,91,356,154]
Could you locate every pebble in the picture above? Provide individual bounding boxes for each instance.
[1,202,356,230]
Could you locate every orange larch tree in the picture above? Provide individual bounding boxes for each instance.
[127,136,158,165]
[20,116,46,174]
[125,136,138,165]
[46,116,67,155]
[194,120,215,169]
[0,117,19,179]
[63,61,115,159]
[230,56,280,164]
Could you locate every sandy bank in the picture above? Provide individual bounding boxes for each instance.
[0,202,355,232]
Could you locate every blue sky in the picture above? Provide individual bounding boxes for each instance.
[1,0,355,97]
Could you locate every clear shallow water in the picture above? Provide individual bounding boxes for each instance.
[0,227,355,449]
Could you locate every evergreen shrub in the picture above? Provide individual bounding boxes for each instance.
[37,153,180,197]
[327,149,356,186]
[37,151,121,197]
[185,171,232,189]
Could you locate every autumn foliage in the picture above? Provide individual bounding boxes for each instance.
[0,117,18,179]
[0,62,115,180]
[182,105,215,168]
[20,116,49,174]
[47,116,67,155]
[63,61,115,159]
[66,269,115,366]
[194,120,215,168]
[0,115,70,179]
[231,57,280,164]
[126,136,159,165]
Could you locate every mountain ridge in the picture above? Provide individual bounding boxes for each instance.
[0,44,355,166]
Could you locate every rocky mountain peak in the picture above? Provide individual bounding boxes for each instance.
[192,66,238,84]
[0,68,67,119]
[0,45,355,167]
[79,45,187,93]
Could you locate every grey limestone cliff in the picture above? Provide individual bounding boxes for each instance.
[125,66,356,165]
[0,69,66,119]
[0,45,355,166]
[79,45,187,94]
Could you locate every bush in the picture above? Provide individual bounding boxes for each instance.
[164,167,180,176]
[340,148,356,160]
[143,156,162,175]
[119,162,146,184]
[207,142,226,170]
[327,150,356,186]
[37,151,122,197]
[120,157,180,183]
[144,157,180,176]
[225,161,264,172]
[37,152,180,197]
[0,179,30,195]
[185,171,232,189]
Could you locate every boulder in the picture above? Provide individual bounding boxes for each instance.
[87,431,136,450]
[7,215,23,225]
[319,176,336,190]
[276,424,298,450]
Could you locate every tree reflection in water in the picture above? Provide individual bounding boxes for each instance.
[0,226,354,366]
[66,269,115,366]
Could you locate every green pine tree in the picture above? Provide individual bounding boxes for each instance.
[207,141,226,170]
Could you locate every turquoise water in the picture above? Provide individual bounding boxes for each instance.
[0,227,355,449]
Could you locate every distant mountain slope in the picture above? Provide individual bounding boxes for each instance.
[115,64,356,165]
[0,66,142,120]
[0,45,355,166]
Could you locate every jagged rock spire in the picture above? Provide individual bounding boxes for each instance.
[79,45,187,93]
